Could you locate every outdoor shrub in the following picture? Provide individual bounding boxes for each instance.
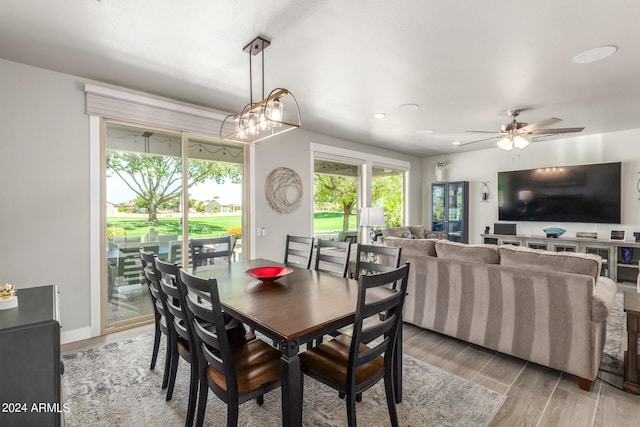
[107,227,128,238]
[226,226,242,238]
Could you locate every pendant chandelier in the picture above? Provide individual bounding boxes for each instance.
[219,36,301,143]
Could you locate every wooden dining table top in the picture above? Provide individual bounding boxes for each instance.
[194,258,361,343]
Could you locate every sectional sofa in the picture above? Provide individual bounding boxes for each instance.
[382,232,617,391]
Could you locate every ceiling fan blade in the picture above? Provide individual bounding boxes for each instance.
[456,135,501,146]
[526,127,585,135]
[466,130,500,134]
[519,117,562,132]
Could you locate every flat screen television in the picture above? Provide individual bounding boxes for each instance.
[498,162,621,223]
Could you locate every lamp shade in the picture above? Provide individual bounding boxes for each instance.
[360,207,385,227]
[513,135,530,149]
[497,137,514,151]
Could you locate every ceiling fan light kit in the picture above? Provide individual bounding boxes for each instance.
[460,109,585,153]
[219,36,301,143]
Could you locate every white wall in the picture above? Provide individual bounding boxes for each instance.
[0,59,91,336]
[423,131,640,244]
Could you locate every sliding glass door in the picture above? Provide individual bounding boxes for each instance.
[103,121,243,332]
[185,135,244,267]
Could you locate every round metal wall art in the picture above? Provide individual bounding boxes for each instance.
[265,167,303,213]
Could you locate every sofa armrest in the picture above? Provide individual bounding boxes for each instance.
[591,276,617,322]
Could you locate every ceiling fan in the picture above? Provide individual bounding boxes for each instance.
[458,109,585,151]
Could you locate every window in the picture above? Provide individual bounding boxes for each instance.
[311,144,409,244]
[372,166,405,227]
[313,159,361,242]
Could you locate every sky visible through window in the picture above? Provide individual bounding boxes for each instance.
[107,176,241,205]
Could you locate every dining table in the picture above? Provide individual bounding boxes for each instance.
[194,258,402,427]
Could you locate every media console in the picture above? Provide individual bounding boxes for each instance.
[481,234,640,284]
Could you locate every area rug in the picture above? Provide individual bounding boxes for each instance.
[600,292,626,376]
[62,333,505,426]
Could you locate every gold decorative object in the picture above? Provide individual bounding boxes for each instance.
[0,283,17,310]
[0,283,16,299]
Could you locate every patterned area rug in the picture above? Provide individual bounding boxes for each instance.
[62,333,505,426]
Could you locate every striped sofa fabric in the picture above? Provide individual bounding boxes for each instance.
[383,237,617,391]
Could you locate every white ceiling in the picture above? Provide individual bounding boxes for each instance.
[2,0,640,157]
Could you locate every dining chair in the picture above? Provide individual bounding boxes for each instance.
[314,239,352,278]
[138,249,172,390]
[283,235,314,269]
[343,244,404,403]
[177,269,282,427]
[154,258,199,426]
[299,263,410,427]
[353,244,402,280]
[189,235,233,271]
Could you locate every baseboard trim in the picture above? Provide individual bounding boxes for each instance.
[61,326,93,345]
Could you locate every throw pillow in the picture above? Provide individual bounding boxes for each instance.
[435,240,500,264]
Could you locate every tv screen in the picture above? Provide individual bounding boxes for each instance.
[498,162,621,223]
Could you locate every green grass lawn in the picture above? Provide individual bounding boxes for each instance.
[107,212,356,238]
[313,212,357,231]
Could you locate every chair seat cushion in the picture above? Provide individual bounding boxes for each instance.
[300,335,384,387]
[176,337,192,363]
[206,339,281,395]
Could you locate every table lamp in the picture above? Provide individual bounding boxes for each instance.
[360,207,385,242]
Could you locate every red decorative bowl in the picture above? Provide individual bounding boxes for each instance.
[245,266,294,284]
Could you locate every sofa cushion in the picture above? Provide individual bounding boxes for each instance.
[383,236,437,257]
[498,245,601,281]
[435,240,500,264]
[382,226,412,239]
[408,225,427,238]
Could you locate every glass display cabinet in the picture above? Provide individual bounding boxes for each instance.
[431,181,469,243]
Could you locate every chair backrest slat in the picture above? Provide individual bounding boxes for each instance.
[348,263,410,386]
[155,258,191,343]
[178,269,238,397]
[190,236,234,270]
[314,239,352,278]
[284,235,314,269]
[139,249,168,320]
[353,244,401,282]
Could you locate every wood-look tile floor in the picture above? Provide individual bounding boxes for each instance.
[63,322,640,426]
[402,323,640,427]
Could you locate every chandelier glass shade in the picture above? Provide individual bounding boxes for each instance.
[220,37,301,143]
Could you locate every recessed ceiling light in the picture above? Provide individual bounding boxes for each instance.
[572,45,617,64]
[372,112,386,119]
[451,141,461,146]
[397,103,420,112]
[417,129,435,135]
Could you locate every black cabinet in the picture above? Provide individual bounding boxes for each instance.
[431,181,469,243]
[0,285,63,427]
